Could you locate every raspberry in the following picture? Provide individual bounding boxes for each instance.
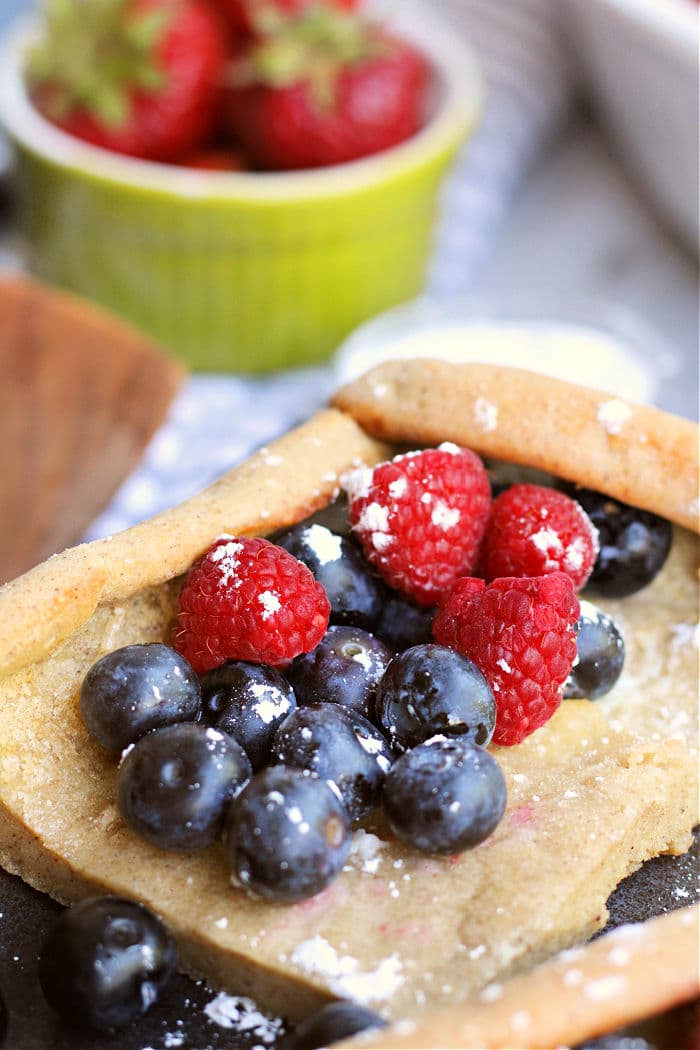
[173,537,330,674]
[433,573,580,746]
[480,484,599,591]
[344,443,491,607]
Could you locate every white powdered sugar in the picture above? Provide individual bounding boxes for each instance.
[345,829,387,874]
[257,590,281,620]
[530,527,563,565]
[203,992,283,1042]
[249,683,292,724]
[474,397,498,432]
[303,523,343,565]
[341,464,373,502]
[358,502,389,534]
[291,936,403,1004]
[564,536,588,572]
[437,442,461,455]
[209,540,244,585]
[670,622,700,650]
[357,502,394,553]
[583,975,627,1001]
[388,477,408,499]
[597,399,632,435]
[431,500,460,529]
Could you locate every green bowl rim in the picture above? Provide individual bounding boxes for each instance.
[0,0,482,204]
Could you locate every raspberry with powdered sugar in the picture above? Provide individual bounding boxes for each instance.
[173,536,330,673]
[479,483,599,591]
[344,443,491,606]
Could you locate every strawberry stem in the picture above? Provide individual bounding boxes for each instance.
[26,0,171,127]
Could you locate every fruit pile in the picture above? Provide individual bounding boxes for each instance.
[26,0,430,170]
[78,442,673,911]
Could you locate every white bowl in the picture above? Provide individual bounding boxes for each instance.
[563,0,698,252]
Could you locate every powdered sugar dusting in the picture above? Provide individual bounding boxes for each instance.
[431,501,460,530]
[258,591,281,620]
[345,829,387,874]
[389,477,408,499]
[474,397,498,432]
[203,992,283,1042]
[290,936,403,1003]
[358,502,389,533]
[671,622,700,650]
[583,975,627,1001]
[209,540,244,585]
[303,524,343,566]
[530,527,563,569]
[341,465,373,502]
[597,399,632,435]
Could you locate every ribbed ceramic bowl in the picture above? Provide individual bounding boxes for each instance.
[0,1,480,373]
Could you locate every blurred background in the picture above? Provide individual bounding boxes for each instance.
[1,0,697,564]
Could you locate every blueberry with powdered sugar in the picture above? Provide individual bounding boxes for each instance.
[200,661,296,769]
[118,722,251,850]
[376,644,496,753]
[286,624,392,719]
[223,766,350,902]
[272,521,383,629]
[565,601,625,700]
[272,703,394,824]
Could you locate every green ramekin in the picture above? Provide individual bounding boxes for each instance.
[0,2,481,373]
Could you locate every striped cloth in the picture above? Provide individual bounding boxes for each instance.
[85,0,574,540]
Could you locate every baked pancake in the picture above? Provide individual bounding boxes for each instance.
[0,364,696,1035]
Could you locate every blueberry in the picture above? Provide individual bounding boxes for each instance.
[286,625,392,719]
[38,895,177,1031]
[80,643,201,754]
[375,644,496,753]
[302,494,352,537]
[383,739,507,854]
[565,600,625,700]
[223,766,350,902]
[373,591,435,652]
[574,489,673,598]
[118,722,251,851]
[272,522,382,629]
[272,704,393,824]
[200,661,296,770]
[284,1001,387,1049]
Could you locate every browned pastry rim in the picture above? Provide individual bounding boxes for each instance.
[0,362,697,1043]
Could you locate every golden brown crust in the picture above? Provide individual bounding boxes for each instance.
[339,905,700,1049]
[0,363,697,1043]
[332,360,700,531]
[0,409,390,680]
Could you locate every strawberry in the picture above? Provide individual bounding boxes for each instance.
[222,7,429,170]
[179,147,250,170]
[222,0,360,38]
[27,0,229,163]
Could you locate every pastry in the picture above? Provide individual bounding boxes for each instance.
[336,904,699,1049]
[0,363,697,1034]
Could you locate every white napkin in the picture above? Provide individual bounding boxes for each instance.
[85,0,574,540]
